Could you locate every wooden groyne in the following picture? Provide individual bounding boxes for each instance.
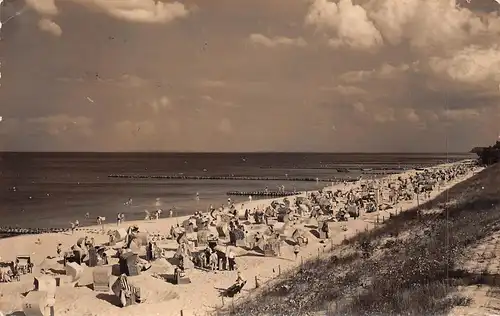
[107,174,370,182]
[0,227,69,236]
[109,174,339,182]
[226,191,299,197]
[0,226,105,237]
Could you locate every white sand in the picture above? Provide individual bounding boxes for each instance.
[0,161,479,316]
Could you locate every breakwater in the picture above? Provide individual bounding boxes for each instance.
[107,174,390,181]
[226,191,299,197]
[0,226,104,237]
[109,174,341,182]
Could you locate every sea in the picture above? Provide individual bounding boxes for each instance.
[0,152,474,229]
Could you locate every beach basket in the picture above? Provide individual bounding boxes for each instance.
[33,276,56,299]
[93,266,111,292]
[65,262,83,284]
[23,290,55,316]
[16,255,32,274]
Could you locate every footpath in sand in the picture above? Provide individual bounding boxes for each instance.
[0,161,476,316]
[450,231,500,316]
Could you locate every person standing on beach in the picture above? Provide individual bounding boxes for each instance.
[117,213,122,226]
[120,213,125,223]
[169,208,173,218]
[75,220,79,229]
[85,212,90,220]
[293,244,300,260]
[228,249,236,270]
[57,243,62,257]
[70,222,75,234]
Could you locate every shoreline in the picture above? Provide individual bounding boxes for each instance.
[0,160,478,316]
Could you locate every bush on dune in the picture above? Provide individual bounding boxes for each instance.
[224,164,500,316]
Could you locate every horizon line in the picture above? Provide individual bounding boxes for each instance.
[0,150,472,154]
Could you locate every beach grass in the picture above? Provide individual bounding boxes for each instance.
[225,164,498,316]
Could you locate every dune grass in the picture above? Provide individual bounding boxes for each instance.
[220,164,500,316]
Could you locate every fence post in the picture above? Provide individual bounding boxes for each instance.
[180,310,184,316]
[255,275,260,288]
[278,265,281,276]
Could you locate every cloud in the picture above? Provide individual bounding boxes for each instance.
[321,85,367,95]
[217,118,232,133]
[127,96,173,113]
[27,0,189,25]
[113,74,149,87]
[38,19,62,37]
[306,0,383,50]
[352,102,366,113]
[199,80,227,88]
[402,108,420,123]
[373,107,396,123]
[150,96,172,113]
[428,45,500,84]
[305,0,500,51]
[26,0,58,16]
[249,33,307,48]
[0,115,94,138]
[441,108,481,121]
[200,95,238,108]
[338,63,410,83]
[56,74,149,88]
[27,115,94,136]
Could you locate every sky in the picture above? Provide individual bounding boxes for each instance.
[1,0,500,152]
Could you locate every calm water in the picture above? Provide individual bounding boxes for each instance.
[0,152,473,228]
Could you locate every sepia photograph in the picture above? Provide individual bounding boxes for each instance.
[0,0,500,315]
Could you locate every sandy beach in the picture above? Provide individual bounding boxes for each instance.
[0,160,478,316]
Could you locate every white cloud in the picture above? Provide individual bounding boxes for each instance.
[249,33,307,48]
[428,45,500,84]
[218,118,232,133]
[373,107,396,123]
[200,80,227,88]
[150,96,172,113]
[27,0,189,25]
[338,63,410,83]
[305,0,500,51]
[305,0,383,50]
[115,74,149,87]
[441,108,481,121]
[38,19,62,37]
[321,85,367,95]
[26,114,93,136]
[352,102,366,113]
[401,108,420,123]
[200,95,238,108]
[57,74,149,87]
[26,0,58,16]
